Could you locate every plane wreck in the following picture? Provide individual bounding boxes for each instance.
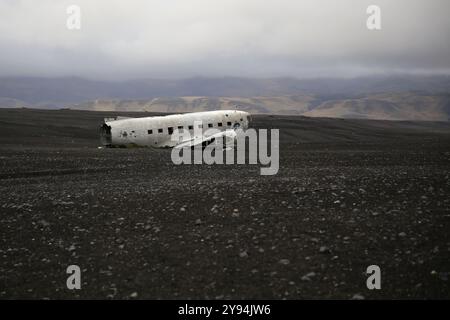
[99,110,251,149]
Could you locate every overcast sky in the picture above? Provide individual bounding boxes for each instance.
[0,0,449,80]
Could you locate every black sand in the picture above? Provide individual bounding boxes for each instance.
[0,108,449,299]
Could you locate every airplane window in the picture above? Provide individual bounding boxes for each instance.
[240,118,243,121]
[148,129,153,134]
[168,127,173,135]
[208,123,213,128]
[178,126,183,130]
[227,121,232,126]
[218,122,222,127]
[188,125,193,130]
[158,128,163,133]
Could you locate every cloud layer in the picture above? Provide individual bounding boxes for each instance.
[1,0,449,79]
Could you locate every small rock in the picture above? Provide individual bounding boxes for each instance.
[279,259,290,265]
[319,246,330,254]
[38,220,50,227]
[301,276,311,282]
[239,251,248,258]
[301,272,316,281]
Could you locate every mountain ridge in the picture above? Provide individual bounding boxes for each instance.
[62,92,449,121]
[1,76,449,121]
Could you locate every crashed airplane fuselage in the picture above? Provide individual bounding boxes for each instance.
[99,110,251,148]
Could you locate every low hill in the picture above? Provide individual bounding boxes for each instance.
[68,92,450,121]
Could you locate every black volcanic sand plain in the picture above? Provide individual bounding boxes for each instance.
[0,108,449,299]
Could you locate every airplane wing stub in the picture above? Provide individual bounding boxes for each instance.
[174,130,237,149]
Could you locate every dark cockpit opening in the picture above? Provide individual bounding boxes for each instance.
[99,123,112,146]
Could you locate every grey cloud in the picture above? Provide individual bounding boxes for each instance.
[0,0,449,79]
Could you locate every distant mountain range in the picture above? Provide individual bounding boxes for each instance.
[67,93,450,121]
[0,76,449,121]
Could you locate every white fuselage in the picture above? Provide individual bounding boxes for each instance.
[100,110,251,148]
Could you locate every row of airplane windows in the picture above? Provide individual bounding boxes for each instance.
[147,121,236,135]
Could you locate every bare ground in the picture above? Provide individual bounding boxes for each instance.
[0,108,449,299]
